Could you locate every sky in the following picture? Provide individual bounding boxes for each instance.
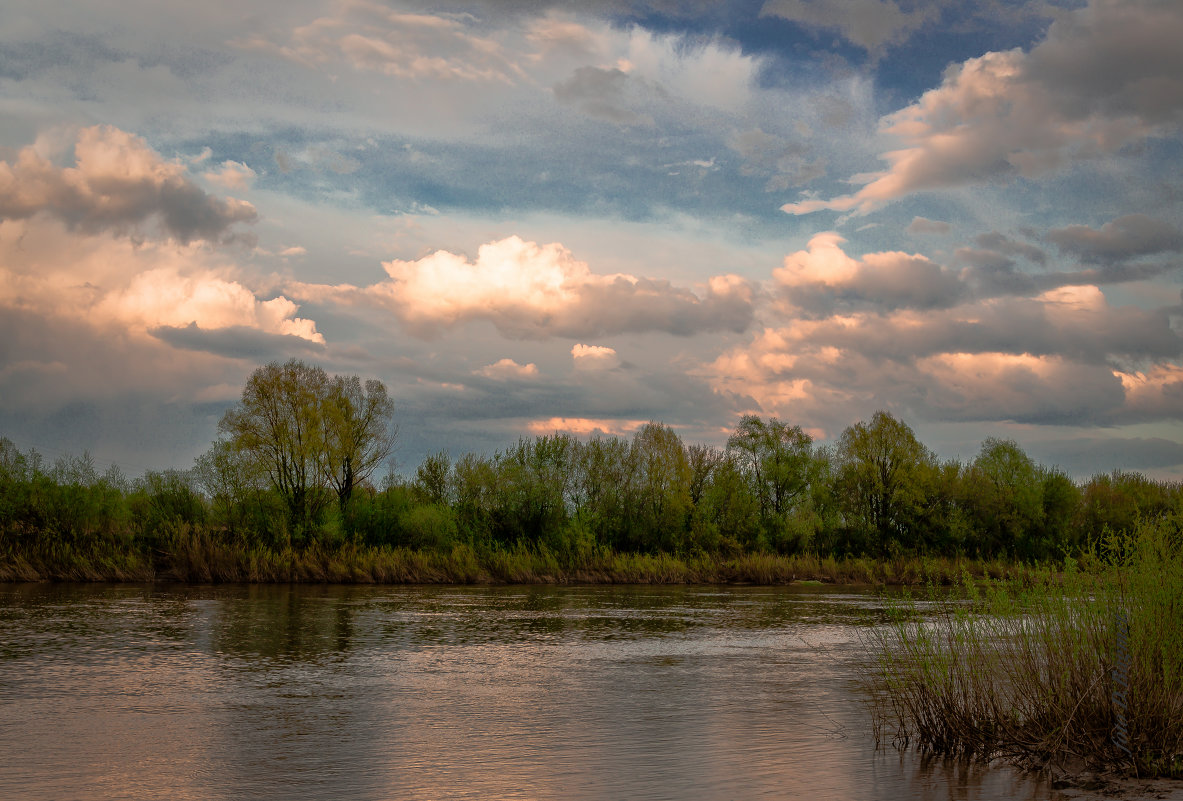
[1,0,1181,480]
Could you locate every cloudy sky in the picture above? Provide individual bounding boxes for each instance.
[2,0,1181,479]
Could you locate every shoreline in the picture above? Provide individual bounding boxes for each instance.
[0,539,1039,586]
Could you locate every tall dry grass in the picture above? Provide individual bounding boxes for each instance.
[3,520,1043,587]
[867,517,1183,777]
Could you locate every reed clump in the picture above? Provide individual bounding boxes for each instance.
[867,516,1183,777]
[2,523,1041,587]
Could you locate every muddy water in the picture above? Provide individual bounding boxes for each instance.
[0,583,1067,800]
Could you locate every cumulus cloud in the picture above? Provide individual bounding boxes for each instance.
[0,126,257,243]
[0,217,323,353]
[526,417,645,436]
[760,0,939,54]
[203,160,257,190]
[476,358,540,380]
[295,235,755,339]
[914,351,1126,424]
[775,232,966,313]
[706,268,1183,429]
[783,0,1183,214]
[1047,214,1183,264]
[100,268,323,343]
[571,344,620,370]
[1116,363,1183,422]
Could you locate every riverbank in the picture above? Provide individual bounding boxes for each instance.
[1,527,1032,585]
[867,519,1182,780]
[1048,768,1183,801]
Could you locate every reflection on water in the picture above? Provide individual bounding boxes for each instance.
[0,583,1066,800]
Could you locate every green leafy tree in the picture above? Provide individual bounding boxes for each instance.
[697,453,761,553]
[413,451,452,507]
[218,360,397,539]
[1037,467,1082,557]
[727,415,817,549]
[835,411,935,555]
[965,437,1044,558]
[218,360,330,537]
[629,422,691,552]
[194,438,269,539]
[577,435,633,549]
[319,375,397,513]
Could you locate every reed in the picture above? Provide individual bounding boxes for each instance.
[3,521,1046,587]
[866,517,1183,777]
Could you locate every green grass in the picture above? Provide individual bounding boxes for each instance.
[866,517,1183,777]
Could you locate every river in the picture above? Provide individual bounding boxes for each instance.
[0,583,1069,800]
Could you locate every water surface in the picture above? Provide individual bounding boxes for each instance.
[0,583,1067,800]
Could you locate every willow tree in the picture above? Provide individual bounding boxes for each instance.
[218,360,329,534]
[320,375,397,513]
[217,360,396,535]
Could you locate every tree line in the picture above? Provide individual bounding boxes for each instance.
[1,359,1180,564]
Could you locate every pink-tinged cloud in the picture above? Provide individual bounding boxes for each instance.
[705,268,1183,428]
[783,0,1183,214]
[203,160,257,191]
[475,358,539,380]
[526,417,647,437]
[238,5,523,83]
[0,126,257,242]
[571,344,620,370]
[1117,364,1183,422]
[0,218,323,348]
[292,235,755,339]
[774,232,966,312]
[914,351,1126,423]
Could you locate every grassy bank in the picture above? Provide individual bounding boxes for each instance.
[0,523,1031,586]
[867,517,1183,778]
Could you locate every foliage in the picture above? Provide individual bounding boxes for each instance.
[216,360,396,542]
[4,378,1183,581]
[867,517,1183,777]
[835,411,936,555]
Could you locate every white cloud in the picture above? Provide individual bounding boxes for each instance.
[292,235,754,339]
[203,160,257,190]
[774,232,966,312]
[0,217,322,346]
[571,343,620,370]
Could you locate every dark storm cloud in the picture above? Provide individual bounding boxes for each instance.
[149,324,327,361]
